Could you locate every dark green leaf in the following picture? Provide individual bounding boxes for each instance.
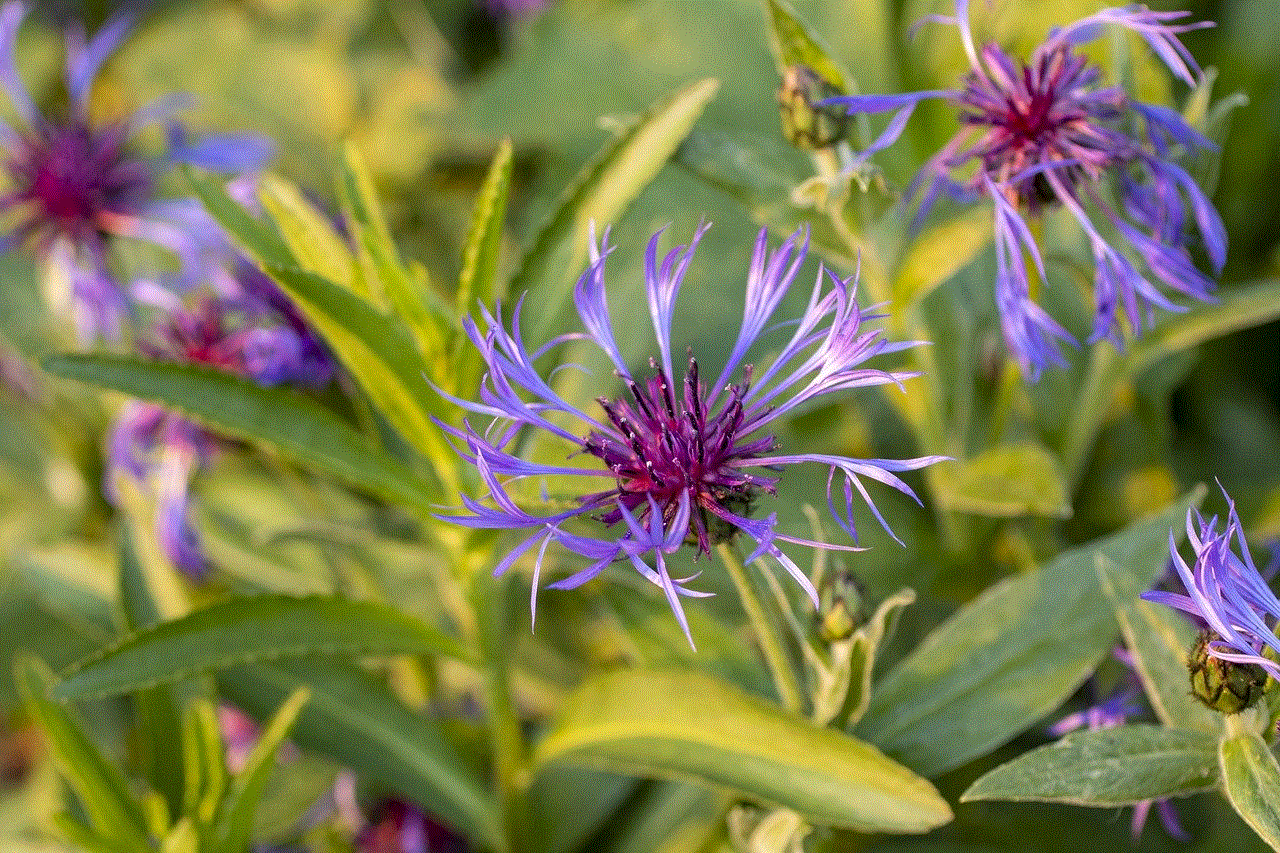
[1220,714,1280,851]
[855,489,1204,777]
[43,355,436,512]
[53,595,472,700]
[217,660,505,853]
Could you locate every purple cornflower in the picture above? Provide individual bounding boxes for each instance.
[0,2,273,342]
[1143,486,1280,681]
[354,799,466,853]
[1049,648,1189,842]
[106,287,332,578]
[438,223,943,643]
[825,2,1224,378]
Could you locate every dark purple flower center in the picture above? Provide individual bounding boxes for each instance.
[957,44,1126,210]
[5,119,152,242]
[142,298,246,372]
[582,355,778,554]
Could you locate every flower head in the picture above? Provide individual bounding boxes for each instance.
[1143,486,1280,684]
[439,223,943,643]
[825,2,1224,378]
[0,2,273,341]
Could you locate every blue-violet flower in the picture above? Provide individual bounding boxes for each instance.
[0,2,273,341]
[439,223,943,643]
[824,1,1224,378]
[1143,487,1280,681]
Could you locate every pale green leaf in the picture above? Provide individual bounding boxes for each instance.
[217,660,505,853]
[52,595,472,700]
[855,489,1203,777]
[933,443,1071,519]
[1094,556,1220,732]
[42,354,437,512]
[961,725,1218,806]
[259,175,358,294]
[458,137,515,312]
[891,212,992,312]
[535,669,951,834]
[765,0,850,90]
[511,78,719,338]
[187,170,294,270]
[1220,714,1280,851]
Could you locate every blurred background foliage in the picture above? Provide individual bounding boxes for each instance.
[3,0,1280,850]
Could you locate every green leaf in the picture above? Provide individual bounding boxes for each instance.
[14,656,153,849]
[511,78,719,338]
[181,699,227,824]
[534,669,951,834]
[211,688,309,853]
[1094,556,1220,732]
[764,0,850,90]
[259,175,359,295]
[187,170,294,270]
[1127,278,1280,375]
[43,354,437,512]
[961,725,1218,806]
[259,264,449,467]
[337,144,446,357]
[933,443,1071,519]
[855,488,1204,778]
[891,212,992,312]
[52,595,472,700]
[458,137,515,313]
[527,766,636,853]
[217,659,505,853]
[1220,713,1280,851]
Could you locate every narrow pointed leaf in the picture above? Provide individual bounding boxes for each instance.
[259,175,359,294]
[259,264,449,466]
[511,78,719,338]
[535,669,951,834]
[52,595,472,700]
[217,659,505,853]
[212,688,310,853]
[765,0,849,90]
[15,656,152,849]
[856,489,1204,777]
[458,137,515,311]
[42,354,437,511]
[1220,718,1280,851]
[961,725,1218,806]
[187,171,294,270]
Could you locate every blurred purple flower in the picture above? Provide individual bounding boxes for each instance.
[1143,485,1280,681]
[824,2,1223,378]
[438,223,943,643]
[0,2,273,341]
[355,799,466,853]
[1050,648,1189,842]
[483,0,549,19]
[106,287,332,578]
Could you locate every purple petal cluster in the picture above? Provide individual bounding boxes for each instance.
[1143,486,1280,680]
[1049,647,1188,842]
[106,283,333,579]
[824,1,1224,378]
[0,2,273,342]
[439,223,943,642]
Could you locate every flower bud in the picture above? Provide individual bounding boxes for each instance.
[817,569,866,643]
[1188,631,1268,714]
[778,65,847,151]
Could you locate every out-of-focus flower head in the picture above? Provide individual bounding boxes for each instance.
[1143,485,1280,698]
[1048,647,1189,841]
[0,2,273,342]
[438,222,944,644]
[355,799,466,853]
[483,0,549,19]
[106,284,332,578]
[824,1,1224,379]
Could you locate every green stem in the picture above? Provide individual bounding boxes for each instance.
[1060,343,1120,492]
[717,542,804,713]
